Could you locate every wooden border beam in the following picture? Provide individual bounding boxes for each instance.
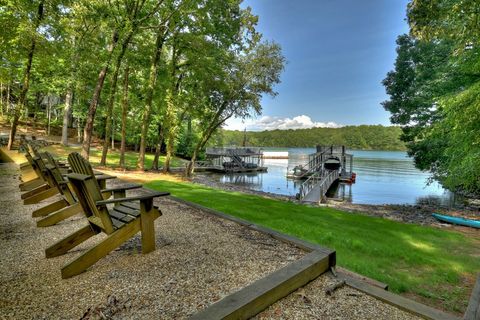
[190,250,331,320]
[464,274,480,320]
[339,273,460,320]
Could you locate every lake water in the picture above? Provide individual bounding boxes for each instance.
[204,148,460,205]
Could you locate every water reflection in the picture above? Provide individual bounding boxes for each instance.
[206,148,459,206]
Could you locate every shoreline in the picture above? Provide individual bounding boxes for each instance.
[191,173,480,231]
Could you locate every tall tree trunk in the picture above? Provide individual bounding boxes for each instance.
[163,89,177,173]
[47,96,51,136]
[81,30,119,159]
[8,1,44,150]
[119,66,129,168]
[61,39,78,146]
[6,84,10,114]
[186,105,230,176]
[186,129,213,176]
[61,87,73,145]
[151,124,164,170]
[137,28,166,170]
[0,82,3,116]
[111,116,115,149]
[100,32,133,165]
[76,116,82,143]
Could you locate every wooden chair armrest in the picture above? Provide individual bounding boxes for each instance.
[101,184,142,193]
[67,173,91,181]
[96,174,117,180]
[96,191,170,205]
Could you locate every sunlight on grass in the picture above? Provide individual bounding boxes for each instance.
[44,145,185,169]
[400,234,436,252]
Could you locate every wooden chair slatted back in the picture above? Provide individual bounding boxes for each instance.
[67,153,115,233]
[45,163,76,204]
[28,143,41,159]
[36,152,57,187]
[43,152,59,168]
[24,149,42,178]
[68,152,95,176]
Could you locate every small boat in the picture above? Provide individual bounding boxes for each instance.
[324,156,341,170]
[432,213,480,229]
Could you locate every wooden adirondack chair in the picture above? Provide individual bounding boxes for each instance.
[34,154,141,227]
[32,162,80,226]
[45,152,169,278]
[18,147,48,191]
[21,150,61,205]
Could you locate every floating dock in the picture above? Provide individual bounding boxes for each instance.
[262,151,289,159]
[195,147,267,173]
[290,145,355,203]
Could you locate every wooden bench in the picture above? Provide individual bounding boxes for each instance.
[45,152,169,278]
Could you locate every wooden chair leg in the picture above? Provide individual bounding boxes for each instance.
[19,162,30,169]
[45,225,98,258]
[32,199,68,217]
[37,203,83,227]
[20,171,38,182]
[20,177,44,191]
[21,184,49,199]
[140,200,156,254]
[24,187,59,205]
[61,220,141,279]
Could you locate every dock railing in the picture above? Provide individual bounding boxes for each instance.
[206,147,263,156]
[298,170,339,203]
[194,160,213,168]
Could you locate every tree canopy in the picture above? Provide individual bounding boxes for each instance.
[215,125,405,151]
[0,0,285,175]
[383,0,480,195]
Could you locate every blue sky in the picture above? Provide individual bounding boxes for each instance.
[225,0,410,131]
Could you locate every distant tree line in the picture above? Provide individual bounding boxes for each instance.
[0,0,285,176]
[213,125,406,151]
[383,0,480,195]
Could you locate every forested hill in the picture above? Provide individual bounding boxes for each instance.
[217,125,406,150]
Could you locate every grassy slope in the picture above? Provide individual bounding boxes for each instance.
[44,145,185,169]
[146,179,480,314]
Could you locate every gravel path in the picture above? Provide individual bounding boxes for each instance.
[0,163,303,319]
[0,162,422,319]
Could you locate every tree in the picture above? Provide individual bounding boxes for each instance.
[6,0,45,150]
[82,0,165,159]
[186,42,285,175]
[383,0,480,195]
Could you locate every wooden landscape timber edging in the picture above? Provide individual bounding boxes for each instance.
[170,196,461,320]
[339,273,460,320]
[190,250,331,320]
[464,274,480,320]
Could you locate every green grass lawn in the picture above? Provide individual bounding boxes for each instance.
[44,145,185,169]
[146,179,480,314]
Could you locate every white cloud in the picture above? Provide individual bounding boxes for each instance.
[224,115,342,131]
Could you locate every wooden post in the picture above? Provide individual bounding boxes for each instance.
[140,199,155,254]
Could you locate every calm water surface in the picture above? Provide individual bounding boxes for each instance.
[205,148,459,205]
